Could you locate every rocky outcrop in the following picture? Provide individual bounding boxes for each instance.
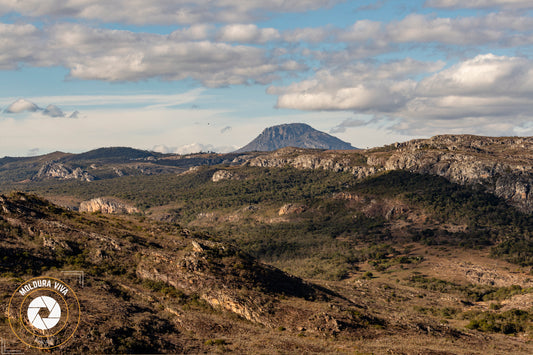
[136,239,325,328]
[247,148,379,179]
[278,203,307,216]
[79,197,139,214]
[242,135,533,213]
[211,170,242,182]
[366,135,533,212]
[34,162,94,181]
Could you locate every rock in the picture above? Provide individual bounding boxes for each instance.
[212,170,241,182]
[34,162,94,182]
[113,167,124,177]
[279,203,307,216]
[191,240,204,253]
[79,197,139,214]
[42,234,73,252]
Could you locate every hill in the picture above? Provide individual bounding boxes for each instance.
[234,123,356,152]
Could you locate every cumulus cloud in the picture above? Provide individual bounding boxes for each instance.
[42,104,65,117]
[69,111,80,119]
[1,11,532,87]
[283,27,335,43]
[26,148,40,156]
[425,0,533,10]
[0,0,344,25]
[336,13,533,47]
[2,98,78,119]
[4,99,40,113]
[270,54,533,136]
[269,58,445,112]
[0,23,41,70]
[217,24,280,43]
[152,143,236,154]
[0,23,301,86]
[415,54,533,97]
[330,116,393,133]
[220,126,232,133]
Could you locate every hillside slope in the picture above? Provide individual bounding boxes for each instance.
[1,191,532,353]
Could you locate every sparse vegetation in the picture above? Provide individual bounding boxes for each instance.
[464,309,533,335]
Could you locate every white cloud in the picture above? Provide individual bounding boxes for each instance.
[425,0,533,10]
[169,24,214,41]
[0,23,41,69]
[270,54,533,136]
[283,27,334,43]
[1,11,532,87]
[217,24,280,43]
[336,13,533,47]
[42,104,65,117]
[33,89,205,108]
[330,116,394,133]
[386,14,503,44]
[69,111,80,119]
[338,20,382,42]
[174,143,213,154]
[269,58,445,111]
[0,0,344,25]
[152,143,237,154]
[0,23,300,86]
[416,54,533,97]
[2,98,77,118]
[4,99,40,113]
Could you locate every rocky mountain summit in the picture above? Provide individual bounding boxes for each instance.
[234,123,356,152]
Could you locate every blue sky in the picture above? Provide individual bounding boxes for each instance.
[1,0,533,156]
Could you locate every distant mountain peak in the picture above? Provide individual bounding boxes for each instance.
[235,123,356,152]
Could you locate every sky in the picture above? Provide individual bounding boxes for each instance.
[1,0,533,157]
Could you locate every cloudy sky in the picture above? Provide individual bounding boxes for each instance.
[1,0,533,156]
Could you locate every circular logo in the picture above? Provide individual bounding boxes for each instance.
[7,277,80,350]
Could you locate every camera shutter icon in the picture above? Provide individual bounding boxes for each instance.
[27,296,61,330]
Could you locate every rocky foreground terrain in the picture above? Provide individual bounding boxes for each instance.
[0,192,532,354]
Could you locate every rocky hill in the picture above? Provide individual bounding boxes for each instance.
[244,135,533,213]
[234,123,356,152]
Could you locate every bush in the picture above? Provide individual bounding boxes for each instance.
[464,309,531,334]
